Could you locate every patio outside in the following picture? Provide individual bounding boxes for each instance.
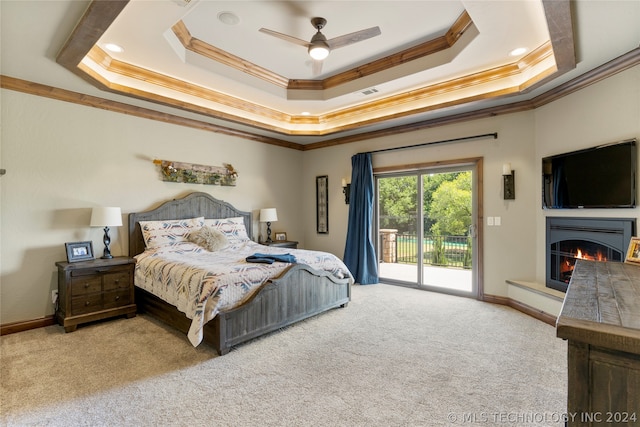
[377,171,474,294]
[378,231,473,293]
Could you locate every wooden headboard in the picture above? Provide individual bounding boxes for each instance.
[128,192,252,257]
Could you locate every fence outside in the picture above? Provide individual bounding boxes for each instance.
[390,233,472,269]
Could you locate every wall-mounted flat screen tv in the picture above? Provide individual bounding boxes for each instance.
[542,139,637,209]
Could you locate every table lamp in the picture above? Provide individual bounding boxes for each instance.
[260,208,278,243]
[90,207,122,259]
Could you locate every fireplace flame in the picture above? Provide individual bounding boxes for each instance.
[574,248,606,262]
[560,248,608,283]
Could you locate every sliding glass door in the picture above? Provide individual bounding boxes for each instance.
[376,163,478,297]
[378,175,420,283]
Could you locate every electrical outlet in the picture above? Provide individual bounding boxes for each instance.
[51,290,58,305]
[494,216,501,226]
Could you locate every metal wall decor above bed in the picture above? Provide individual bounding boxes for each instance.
[153,159,238,186]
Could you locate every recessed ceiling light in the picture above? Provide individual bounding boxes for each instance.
[104,43,124,53]
[301,112,311,116]
[509,47,527,57]
[218,11,240,25]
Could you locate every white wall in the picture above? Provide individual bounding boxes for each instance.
[2,65,639,325]
[301,111,539,298]
[302,65,640,307]
[0,90,303,324]
[533,66,640,284]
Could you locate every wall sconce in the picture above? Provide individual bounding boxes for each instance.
[502,163,515,200]
[342,178,351,204]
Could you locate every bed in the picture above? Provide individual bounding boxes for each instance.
[128,192,352,355]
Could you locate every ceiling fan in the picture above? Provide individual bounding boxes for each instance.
[259,17,381,74]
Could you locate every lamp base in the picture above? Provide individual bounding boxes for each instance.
[102,226,113,259]
[266,221,273,243]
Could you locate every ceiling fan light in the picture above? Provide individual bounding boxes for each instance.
[308,42,329,60]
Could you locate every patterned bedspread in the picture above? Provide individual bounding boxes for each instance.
[134,240,353,346]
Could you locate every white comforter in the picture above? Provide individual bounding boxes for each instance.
[134,240,353,346]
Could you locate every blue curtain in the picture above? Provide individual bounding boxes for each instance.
[344,153,379,284]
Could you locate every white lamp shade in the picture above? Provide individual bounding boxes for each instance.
[90,207,122,227]
[260,208,278,223]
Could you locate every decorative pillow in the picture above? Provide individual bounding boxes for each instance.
[188,226,228,252]
[204,217,250,244]
[140,217,204,249]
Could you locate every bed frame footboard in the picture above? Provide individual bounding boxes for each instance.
[214,264,351,354]
[136,263,351,355]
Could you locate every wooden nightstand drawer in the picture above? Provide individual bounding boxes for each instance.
[103,289,131,309]
[71,293,103,315]
[103,271,131,291]
[70,276,102,295]
[69,263,130,276]
[56,257,136,332]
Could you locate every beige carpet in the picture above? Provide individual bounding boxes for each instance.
[1,284,567,426]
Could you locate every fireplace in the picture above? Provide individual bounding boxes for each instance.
[546,217,635,292]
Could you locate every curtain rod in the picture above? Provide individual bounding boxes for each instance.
[363,132,498,155]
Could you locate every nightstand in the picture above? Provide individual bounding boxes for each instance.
[262,240,299,249]
[55,256,136,332]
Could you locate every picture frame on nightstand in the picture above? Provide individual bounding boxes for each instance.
[625,236,640,264]
[65,241,94,263]
[275,232,287,241]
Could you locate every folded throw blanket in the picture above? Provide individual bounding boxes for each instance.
[245,253,297,264]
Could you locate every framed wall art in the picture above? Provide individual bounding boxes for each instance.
[316,175,329,234]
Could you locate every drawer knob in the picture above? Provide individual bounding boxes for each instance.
[84,283,90,288]
[115,296,120,301]
[114,279,120,284]
[85,301,90,306]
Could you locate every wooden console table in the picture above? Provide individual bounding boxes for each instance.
[557,260,640,426]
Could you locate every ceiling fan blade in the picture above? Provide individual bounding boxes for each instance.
[259,28,309,48]
[311,59,324,75]
[326,26,381,50]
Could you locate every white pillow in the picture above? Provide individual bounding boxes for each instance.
[140,217,204,249]
[204,217,250,244]
[188,226,229,251]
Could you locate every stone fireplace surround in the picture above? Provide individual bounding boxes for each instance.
[546,217,635,292]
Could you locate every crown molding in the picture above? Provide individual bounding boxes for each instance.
[4,48,637,151]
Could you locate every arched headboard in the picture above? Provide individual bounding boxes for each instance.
[128,192,252,257]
